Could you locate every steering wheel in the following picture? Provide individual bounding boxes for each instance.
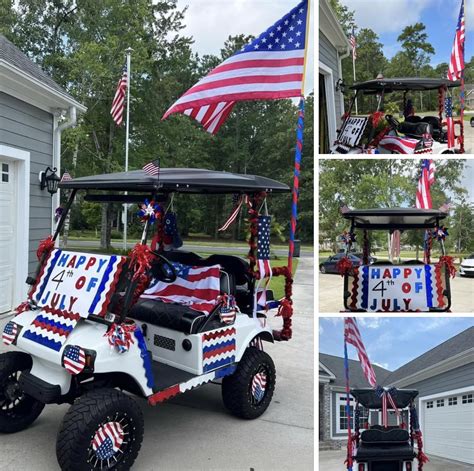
[385,114,400,130]
[150,251,177,283]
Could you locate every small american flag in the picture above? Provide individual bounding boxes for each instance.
[92,422,124,461]
[350,29,357,60]
[447,0,465,81]
[2,321,17,345]
[416,159,435,209]
[344,318,377,387]
[61,170,72,182]
[251,371,267,402]
[162,0,308,134]
[62,345,86,375]
[445,97,455,148]
[111,65,127,126]
[142,159,160,176]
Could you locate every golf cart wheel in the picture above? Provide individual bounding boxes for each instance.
[0,351,45,433]
[222,347,275,419]
[56,388,144,471]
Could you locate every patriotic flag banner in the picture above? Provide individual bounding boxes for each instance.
[445,97,455,148]
[111,64,128,126]
[218,195,245,232]
[162,0,308,134]
[142,159,160,176]
[251,371,267,402]
[2,321,18,346]
[447,0,465,81]
[142,263,221,315]
[92,422,124,461]
[61,170,72,182]
[62,345,86,375]
[379,136,418,154]
[416,159,435,209]
[202,326,236,373]
[255,215,272,311]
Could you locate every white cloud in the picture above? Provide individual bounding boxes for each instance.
[319,324,324,335]
[357,317,388,329]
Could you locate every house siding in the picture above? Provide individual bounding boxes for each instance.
[0,92,53,275]
[319,32,343,118]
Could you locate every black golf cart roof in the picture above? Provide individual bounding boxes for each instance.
[351,388,418,409]
[342,208,448,230]
[350,77,461,93]
[59,168,290,194]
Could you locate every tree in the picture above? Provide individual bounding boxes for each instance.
[397,23,435,73]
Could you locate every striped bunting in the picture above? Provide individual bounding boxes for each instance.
[202,327,236,373]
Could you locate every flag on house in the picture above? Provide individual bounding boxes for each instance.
[416,159,435,209]
[111,64,128,126]
[162,0,308,134]
[350,28,357,60]
[447,0,465,81]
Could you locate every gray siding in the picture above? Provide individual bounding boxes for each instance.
[0,92,53,275]
[319,32,343,117]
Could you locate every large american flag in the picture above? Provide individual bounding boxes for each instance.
[445,96,455,148]
[142,263,221,314]
[350,28,357,60]
[162,0,308,134]
[416,159,436,209]
[447,0,465,81]
[344,318,377,388]
[111,65,127,126]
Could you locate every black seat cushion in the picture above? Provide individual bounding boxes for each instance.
[361,428,409,444]
[356,443,415,460]
[404,115,422,123]
[163,250,203,266]
[398,121,432,138]
[421,116,441,130]
[128,299,209,334]
[205,254,250,286]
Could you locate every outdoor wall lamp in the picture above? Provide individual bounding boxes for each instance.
[39,166,60,195]
[335,78,346,94]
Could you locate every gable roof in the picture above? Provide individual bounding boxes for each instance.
[385,326,474,384]
[319,353,392,388]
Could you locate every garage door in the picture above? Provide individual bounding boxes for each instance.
[423,391,474,464]
[0,160,16,313]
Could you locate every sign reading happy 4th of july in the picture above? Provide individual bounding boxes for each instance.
[354,265,442,312]
[31,250,126,318]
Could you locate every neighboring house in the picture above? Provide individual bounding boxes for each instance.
[319,326,474,465]
[466,84,473,110]
[0,34,86,314]
[319,0,350,153]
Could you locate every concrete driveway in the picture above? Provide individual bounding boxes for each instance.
[0,258,314,470]
[319,449,472,471]
[464,119,473,153]
[319,273,474,313]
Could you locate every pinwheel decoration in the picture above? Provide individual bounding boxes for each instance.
[340,230,356,245]
[433,226,449,241]
[138,199,161,223]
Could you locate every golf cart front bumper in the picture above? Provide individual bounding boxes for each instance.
[19,370,62,404]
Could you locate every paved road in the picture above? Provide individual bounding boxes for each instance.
[66,239,314,258]
[0,259,314,470]
[464,119,473,153]
[318,273,474,313]
[319,450,472,471]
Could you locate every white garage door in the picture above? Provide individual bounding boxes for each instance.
[423,391,474,464]
[0,160,16,313]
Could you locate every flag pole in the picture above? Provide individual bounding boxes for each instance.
[123,47,132,251]
[352,26,358,115]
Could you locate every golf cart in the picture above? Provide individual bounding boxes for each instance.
[1,168,295,470]
[338,207,456,312]
[331,77,464,154]
[350,388,424,471]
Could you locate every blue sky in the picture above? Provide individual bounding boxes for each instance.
[340,0,473,66]
[319,317,474,371]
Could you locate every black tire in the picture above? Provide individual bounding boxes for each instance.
[320,265,326,274]
[222,347,275,419]
[56,388,144,471]
[0,351,45,433]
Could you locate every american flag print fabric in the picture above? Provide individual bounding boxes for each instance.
[251,371,267,402]
[142,159,160,176]
[62,345,86,375]
[344,318,377,388]
[448,0,465,81]
[2,321,17,345]
[379,136,418,154]
[111,65,127,126]
[256,215,272,309]
[92,422,124,461]
[416,159,435,209]
[202,327,236,373]
[142,263,221,315]
[445,97,455,148]
[162,0,308,134]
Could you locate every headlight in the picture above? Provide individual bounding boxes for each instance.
[62,345,96,375]
[2,321,22,346]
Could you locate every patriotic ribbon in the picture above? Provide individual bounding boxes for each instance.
[376,386,400,428]
[104,323,136,354]
[218,195,245,232]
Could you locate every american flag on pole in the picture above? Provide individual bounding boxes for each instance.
[62,345,86,375]
[344,318,377,388]
[447,0,465,81]
[92,422,124,461]
[162,0,308,134]
[61,170,72,182]
[445,96,455,148]
[142,159,160,176]
[416,159,436,209]
[142,263,221,314]
[111,64,127,126]
[350,28,357,60]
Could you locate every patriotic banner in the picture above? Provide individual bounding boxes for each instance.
[379,136,418,154]
[111,64,127,126]
[448,0,465,81]
[445,96,455,148]
[141,263,221,314]
[218,195,244,232]
[255,215,272,311]
[337,116,368,148]
[162,0,308,134]
[416,159,435,209]
[202,326,236,373]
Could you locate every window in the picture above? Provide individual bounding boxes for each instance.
[462,394,473,404]
[436,399,444,407]
[1,163,8,183]
[426,401,433,409]
[339,404,354,431]
[448,397,457,406]
[336,394,369,433]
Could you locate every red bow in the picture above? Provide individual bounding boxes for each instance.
[436,256,456,279]
[336,256,353,277]
[37,235,55,260]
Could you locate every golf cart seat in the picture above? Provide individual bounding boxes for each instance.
[398,120,432,138]
[356,443,416,460]
[421,116,442,139]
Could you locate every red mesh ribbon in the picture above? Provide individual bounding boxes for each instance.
[436,256,456,279]
[37,235,55,260]
[413,431,429,470]
[129,244,154,281]
[246,193,266,277]
[104,322,136,353]
[336,256,353,277]
[371,111,385,128]
[14,301,31,314]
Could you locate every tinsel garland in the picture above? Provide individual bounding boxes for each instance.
[436,255,457,279]
[37,235,55,260]
[104,322,136,353]
[414,431,430,470]
[336,256,353,277]
[371,111,385,128]
[272,265,293,341]
[129,244,154,281]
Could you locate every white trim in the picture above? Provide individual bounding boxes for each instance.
[319,62,337,146]
[319,0,351,52]
[319,361,336,380]
[0,144,30,309]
